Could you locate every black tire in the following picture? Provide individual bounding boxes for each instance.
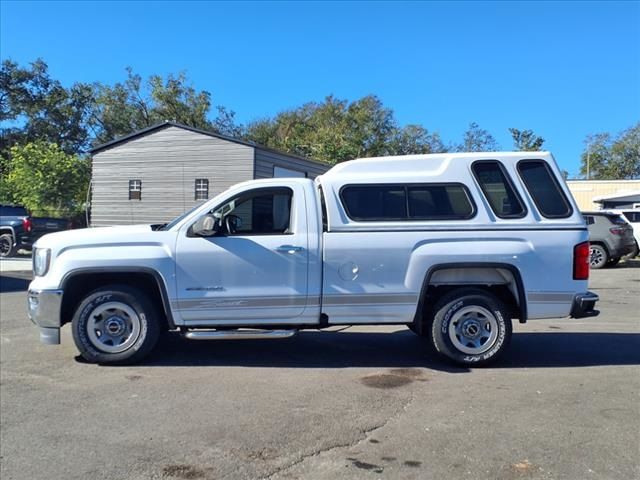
[407,323,422,336]
[430,288,512,366]
[589,244,608,269]
[71,284,161,364]
[607,257,621,267]
[626,242,639,259]
[0,233,17,258]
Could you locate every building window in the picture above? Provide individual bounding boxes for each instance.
[129,180,141,200]
[195,179,209,200]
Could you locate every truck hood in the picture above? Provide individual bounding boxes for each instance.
[34,224,158,250]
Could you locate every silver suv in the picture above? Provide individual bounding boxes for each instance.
[582,211,636,268]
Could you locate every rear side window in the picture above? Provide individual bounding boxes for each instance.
[606,214,628,226]
[517,160,572,218]
[340,184,475,221]
[583,215,594,225]
[471,161,526,218]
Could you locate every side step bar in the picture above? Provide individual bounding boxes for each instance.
[183,329,298,341]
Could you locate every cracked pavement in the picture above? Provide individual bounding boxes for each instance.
[1,263,639,480]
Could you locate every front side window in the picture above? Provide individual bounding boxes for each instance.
[129,180,141,200]
[212,187,293,235]
[517,160,572,218]
[340,184,475,221]
[195,179,209,200]
[471,161,526,218]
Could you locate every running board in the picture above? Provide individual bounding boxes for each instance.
[183,329,298,341]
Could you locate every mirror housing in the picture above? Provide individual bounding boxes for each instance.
[191,214,221,237]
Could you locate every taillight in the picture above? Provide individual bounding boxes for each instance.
[573,241,590,280]
[22,217,32,233]
[609,227,624,235]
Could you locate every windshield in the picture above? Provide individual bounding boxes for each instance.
[161,203,205,231]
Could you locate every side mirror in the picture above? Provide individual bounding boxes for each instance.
[191,214,221,237]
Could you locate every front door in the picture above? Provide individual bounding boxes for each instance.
[175,185,309,325]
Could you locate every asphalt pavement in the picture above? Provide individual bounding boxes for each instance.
[1,263,639,480]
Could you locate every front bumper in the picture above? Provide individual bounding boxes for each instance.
[27,289,63,344]
[570,291,599,318]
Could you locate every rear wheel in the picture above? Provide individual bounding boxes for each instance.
[589,244,608,269]
[607,257,621,267]
[430,288,512,366]
[72,285,161,364]
[626,242,639,259]
[0,233,16,258]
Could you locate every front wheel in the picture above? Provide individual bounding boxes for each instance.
[430,289,512,366]
[72,285,161,364]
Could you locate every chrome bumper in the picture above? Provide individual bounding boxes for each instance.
[27,289,63,345]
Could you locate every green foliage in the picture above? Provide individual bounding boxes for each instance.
[1,142,90,216]
[456,122,499,152]
[245,95,446,164]
[90,68,240,145]
[580,123,640,179]
[0,59,95,156]
[509,128,545,151]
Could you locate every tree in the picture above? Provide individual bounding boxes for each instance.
[388,125,446,155]
[509,128,545,151]
[1,142,90,216]
[245,95,444,164]
[89,68,240,145]
[580,123,640,179]
[457,122,499,152]
[0,59,95,157]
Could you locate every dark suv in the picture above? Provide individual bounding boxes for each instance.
[583,211,636,269]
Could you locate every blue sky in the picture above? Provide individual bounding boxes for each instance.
[1,0,638,176]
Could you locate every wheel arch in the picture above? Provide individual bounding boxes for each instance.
[60,267,175,329]
[0,226,16,240]
[413,262,527,333]
[589,241,609,254]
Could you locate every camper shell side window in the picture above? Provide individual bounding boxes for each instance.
[339,183,476,222]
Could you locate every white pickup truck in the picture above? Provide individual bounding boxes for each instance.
[27,152,599,366]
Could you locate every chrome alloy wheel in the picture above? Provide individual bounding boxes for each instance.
[86,302,142,353]
[448,305,499,355]
[589,246,606,268]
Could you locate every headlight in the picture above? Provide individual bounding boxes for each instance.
[33,248,51,277]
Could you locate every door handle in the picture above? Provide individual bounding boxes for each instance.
[275,245,304,254]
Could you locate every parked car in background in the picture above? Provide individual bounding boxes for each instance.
[608,209,640,258]
[582,211,636,268]
[0,205,72,257]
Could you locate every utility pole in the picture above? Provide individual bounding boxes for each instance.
[586,150,590,180]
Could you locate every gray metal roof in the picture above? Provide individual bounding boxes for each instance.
[89,121,330,168]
